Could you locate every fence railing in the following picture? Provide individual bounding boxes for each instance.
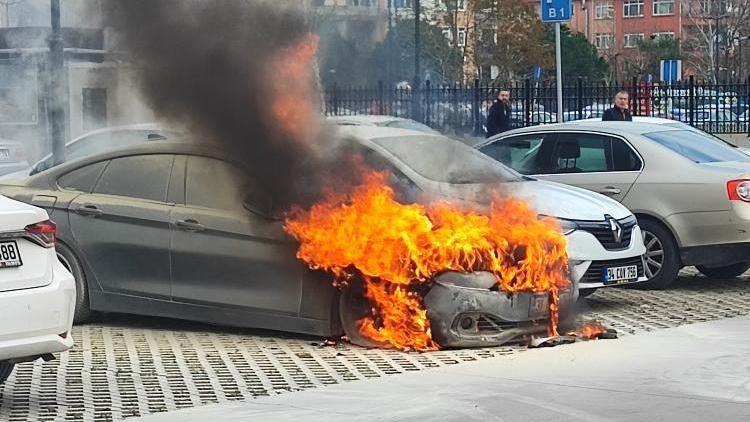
[324,77,750,136]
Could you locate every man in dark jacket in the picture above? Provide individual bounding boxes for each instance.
[486,90,512,137]
[602,90,633,121]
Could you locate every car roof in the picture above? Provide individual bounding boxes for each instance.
[335,124,441,142]
[327,115,403,125]
[490,121,682,139]
[68,123,181,142]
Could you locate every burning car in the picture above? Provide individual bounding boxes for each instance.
[0,126,644,349]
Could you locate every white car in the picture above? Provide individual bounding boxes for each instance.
[0,196,75,384]
[339,126,648,301]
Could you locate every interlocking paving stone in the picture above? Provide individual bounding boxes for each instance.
[0,269,748,421]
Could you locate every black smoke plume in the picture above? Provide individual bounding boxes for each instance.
[105,0,345,210]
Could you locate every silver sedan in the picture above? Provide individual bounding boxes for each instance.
[475,121,750,289]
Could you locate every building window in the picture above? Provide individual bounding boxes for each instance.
[394,0,413,8]
[442,27,467,47]
[440,0,465,10]
[653,0,675,15]
[595,2,614,19]
[594,33,614,49]
[82,88,107,132]
[623,0,644,17]
[624,33,645,48]
[652,31,675,40]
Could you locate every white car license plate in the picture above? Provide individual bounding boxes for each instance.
[0,241,22,268]
[603,265,637,284]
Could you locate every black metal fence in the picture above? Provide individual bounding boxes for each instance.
[324,77,750,136]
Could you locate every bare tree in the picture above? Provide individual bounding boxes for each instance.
[682,0,750,82]
[0,0,24,27]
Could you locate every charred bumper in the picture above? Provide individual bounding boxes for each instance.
[424,271,577,348]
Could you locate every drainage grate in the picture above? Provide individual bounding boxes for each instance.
[0,270,748,421]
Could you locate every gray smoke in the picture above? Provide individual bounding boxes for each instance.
[104,0,348,209]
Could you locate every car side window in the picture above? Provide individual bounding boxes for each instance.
[185,156,249,211]
[552,134,610,173]
[58,161,108,192]
[93,155,174,202]
[611,139,642,171]
[479,135,548,175]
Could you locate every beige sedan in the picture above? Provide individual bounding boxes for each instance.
[475,121,750,289]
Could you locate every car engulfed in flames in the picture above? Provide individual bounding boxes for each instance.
[285,170,574,351]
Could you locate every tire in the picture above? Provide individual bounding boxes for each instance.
[636,218,681,290]
[696,262,750,279]
[0,361,14,384]
[56,242,91,323]
[578,288,597,298]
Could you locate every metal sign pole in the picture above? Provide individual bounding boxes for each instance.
[555,22,563,123]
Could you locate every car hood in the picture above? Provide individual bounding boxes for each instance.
[738,147,750,157]
[428,179,631,222]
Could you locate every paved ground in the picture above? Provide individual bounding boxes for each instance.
[0,269,748,421]
[137,316,750,422]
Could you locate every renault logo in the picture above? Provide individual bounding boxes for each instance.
[606,215,623,243]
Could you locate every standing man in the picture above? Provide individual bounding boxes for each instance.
[486,90,512,137]
[602,90,633,121]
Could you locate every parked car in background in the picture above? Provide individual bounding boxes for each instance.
[0,127,646,347]
[573,116,750,156]
[25,124,182,176]
[0,196,75,384]
[327,115,440,134]
[476,122,750,289]
[0,139,29,177]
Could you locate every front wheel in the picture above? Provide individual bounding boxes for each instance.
[696,262,750,279]
[636,219,681,290]
[0,361,15,384]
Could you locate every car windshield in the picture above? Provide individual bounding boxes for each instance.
[644,130,750,163]
[374,135,522,183]
[383,120,440,134]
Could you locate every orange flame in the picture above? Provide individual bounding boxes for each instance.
[285,171,570,350]
[268,33,320,142]
[573,321,608,340]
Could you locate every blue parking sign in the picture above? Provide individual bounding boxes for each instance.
[541,0,572,23]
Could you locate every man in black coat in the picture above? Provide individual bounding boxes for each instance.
[486,90,512,137]
[602,90,633,121]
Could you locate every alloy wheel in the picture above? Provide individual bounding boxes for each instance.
[642,230,664,279]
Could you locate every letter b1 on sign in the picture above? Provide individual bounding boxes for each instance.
[541,0,572,23]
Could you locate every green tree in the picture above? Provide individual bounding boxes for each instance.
[638,37,681,78]
[544,26,609,82]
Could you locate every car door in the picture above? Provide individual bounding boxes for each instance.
[169,155,303,314]
[534,132,642,202]
[67,154,175,298]
[479,133,557,175]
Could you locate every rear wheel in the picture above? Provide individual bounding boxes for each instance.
[56,243,91,323]
[0,361,14,384]
[637,219,681,290]
[696,262,750,279]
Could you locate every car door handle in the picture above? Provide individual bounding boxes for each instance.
[74,205,103,217]
[174,219,205,232]
[599,186,622,196]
